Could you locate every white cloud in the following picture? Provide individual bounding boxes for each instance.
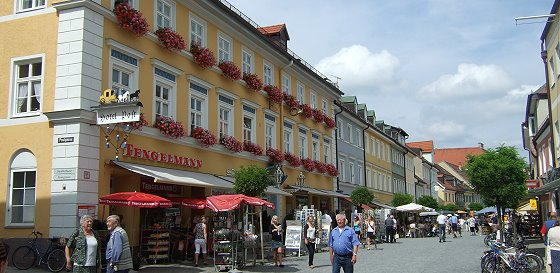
[418,63,514,101]
[315,45,399,89]
[426,120,466,141]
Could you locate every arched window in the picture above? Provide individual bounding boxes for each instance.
[7,150,36,225]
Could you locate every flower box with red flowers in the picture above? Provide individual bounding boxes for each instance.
[326,164,339,177]
[283,94,299,110]
[191,126,217,147]
[153,116,185,138]
[324,116,336,129]
[114,3,149,36]
[155,27,186,52]
[284,153,302,167]
[190,42,217,69]
[263,85,284,104]
[122,112,149,130]
[313,109,325,123]
[243,142,263,156]
[220,135,243,153]
[266,148,285,164]
[218,61,242,81]
[314,161,327,174]
[243,73,263,92]
[302,158,315,172]
[301,104,313,119]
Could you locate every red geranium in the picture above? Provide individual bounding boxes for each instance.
[326,164,339,176]
[266,148,285,164]
[190,42,217,69]
[324,116,336,129]
[285,153,302,167]
[243,142,263,156]
[153,116,185,138]
[114,3,149,36]
[263,85,284,104]
[283,94,299,110]
[243,73,263,92]
[301,104,313,119]
[218,61,242,81]
[313,109,325,123]
[314,161,327,174]
[155,27,186,52]
[191,127,217,147]
[220,135,243,153]
[302,158,315,172]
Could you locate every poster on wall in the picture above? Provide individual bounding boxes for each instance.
[284,220,303,256]
[77,205,97,218]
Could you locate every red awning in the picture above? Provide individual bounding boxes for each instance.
[206,194,275,212]
[99,192,172,208]
[169,197,207,209]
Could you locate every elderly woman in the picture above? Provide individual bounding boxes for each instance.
[65,215,100,273]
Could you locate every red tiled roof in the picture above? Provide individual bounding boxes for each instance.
[257,24,286,35]
[407,141,433,153]
[434,147,485,168]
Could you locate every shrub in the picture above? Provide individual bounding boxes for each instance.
[233,165,273,197]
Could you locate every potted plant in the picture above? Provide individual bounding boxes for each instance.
[191,127,217,147]
[326,164,339,176]
[314,161,327,174]
[283,94,299,110]
[155,27,186,52]
[153,116,185,138]
[324,116,336,129]
[218,61,242,81]
[301,104,313,119]
[242,73,263,92]
[302,158,315,172]
[220,135,243,153]
[243,142,263,156]
[263,85,284,104]
[113,2,149,36]
[266,148,284,164]
[190,42,217,69]
[285,153,302,167]
[313,109,325,123]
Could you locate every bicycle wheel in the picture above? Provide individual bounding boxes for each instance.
[11,245,37,270]
[47,248,66,272]
[484,233,495,246]
[482,256,497,273]
[520,254,543,273]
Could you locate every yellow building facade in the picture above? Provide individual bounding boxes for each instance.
[0,0,342,243]
[364,127,394,205]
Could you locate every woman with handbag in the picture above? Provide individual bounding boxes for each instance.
[304,215,317,268]
[65,215,101,273]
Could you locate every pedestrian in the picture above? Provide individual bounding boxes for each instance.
[193,216,208,267]
[0,240,8,273]
[323,211,333,229]
[384,215,394,243]
[270,215,285,267]
[437,213,447,243]
[105,215,133,273]
[353,216,361,240]
[329,214,360,273]
[392,215,398,242]
[547,220,560,273]
[458,217,465,237]
[468,216,476,236]
[366,216,377,250]
[304,215,317,269]
[450,214,458,238]
[475,217,480,235]
[65,215,101,273]
[542,212,558,268]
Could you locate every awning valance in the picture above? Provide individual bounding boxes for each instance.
[527,178,560,197]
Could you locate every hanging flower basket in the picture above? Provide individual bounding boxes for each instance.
[114,3,149,36]
[285,153,301,167]
[314,161,327,174]
[243,73,263,92]
[326,164,339,176]
[191,127,217,147]
[313,109,325,123]
[154,116,185,138]
[220,135,243,153]
[243,142,263,156]
[301,104,313,119]
[218,61,242,81]
[324,116,336,129]
[155,27,186,52]
[302,158,315,172]
[266,148,285,164]
[190,42,216,69]
[263,85,284,104]
[283,94,299,110]
[122,112,149,130]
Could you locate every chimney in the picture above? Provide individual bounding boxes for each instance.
[478,142,484,149]
[258,24,290,51]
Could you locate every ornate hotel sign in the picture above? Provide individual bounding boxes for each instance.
[92,101,140,125]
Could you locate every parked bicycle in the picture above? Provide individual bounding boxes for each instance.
[481,241,543,273]
[11,231,66,272]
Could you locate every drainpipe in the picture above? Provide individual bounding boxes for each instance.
[334,103,344,193]
[403,150,407,195]
[541,39,557,168]
[362,126,368,188]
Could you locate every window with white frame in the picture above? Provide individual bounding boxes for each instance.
[296,82,305,103]
[12,58,43,116]
[349,162,355,184]
[189,81,208,130]
[284,121,293,153]
[357,165,362,184]
[551,57,557,83]
[375,140,380,158]
[155,0,174,29]
[218,33,232,63]
[339,159,346,181]
[337,120,343,138]
[243,105,256,143]
[299,128,308,158]
[153,67,176,120]
[311,92,317,109]
[190,14,206,47]
[263,61,273,85]
[7,150,36,225]
[16,0,45,12]
[242,49,253,75]
[347,124,352,143]
[322,99,327,114]
[324,138,331,163]
[367,169,372,188]
[281,74,290,94]
[354,128,361,147]
[265,114,276,149]
[218,94,234,138]
[312,135,319,161]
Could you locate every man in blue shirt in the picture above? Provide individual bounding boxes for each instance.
[329,214,360,273]
[450,214,458,238]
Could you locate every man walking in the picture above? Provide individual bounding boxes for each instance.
[385,215,394,243]
[541,212,558,268]
[329,214,360,273]
[450,214,458,238]
[106,215,133,273]
[437,213,447,243]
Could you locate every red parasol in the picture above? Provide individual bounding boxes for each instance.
[206,194,274,212]
[169,197,207,209]
[99,192,172,208]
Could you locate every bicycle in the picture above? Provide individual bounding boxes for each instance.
[481,242,543,273]
[11,231,66,272]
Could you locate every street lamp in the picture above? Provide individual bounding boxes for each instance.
[297,172,305,187]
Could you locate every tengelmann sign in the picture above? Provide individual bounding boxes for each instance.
[94,103,140,125]
[123,143,203,168]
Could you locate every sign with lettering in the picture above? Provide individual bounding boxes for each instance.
[284,220,303,252]
[529,199,538,210]
[58,137,74,143]
[141,181,182,195]
[77,205,97,218]
[53,168,77,181]
[123,143,203,168]
[94,103,140,125]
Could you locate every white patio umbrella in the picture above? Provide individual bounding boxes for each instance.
[396,203,435,213]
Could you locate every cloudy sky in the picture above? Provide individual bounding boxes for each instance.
[228,0,552,151]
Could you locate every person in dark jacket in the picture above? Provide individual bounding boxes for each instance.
[385,215,395,243]
[65,215,101,273]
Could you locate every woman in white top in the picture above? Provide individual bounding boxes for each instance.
[548,221,560,273]
[304,215,317,268]
[65,215,100,273]
[366,216,377,250]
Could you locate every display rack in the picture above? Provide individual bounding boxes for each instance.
[141,228,171,264]
[213,211,244,272]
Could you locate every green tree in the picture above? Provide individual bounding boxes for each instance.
[351,186,374,208]
[233,165,273,197]
[440,203,458,212]
[417,195,439,210]
[391,193,414,207]
[468,202,484,212]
